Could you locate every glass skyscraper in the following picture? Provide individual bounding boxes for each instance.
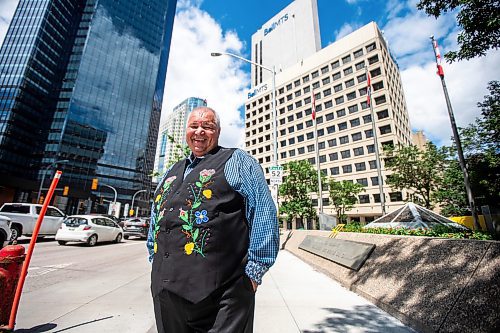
[0,0,177,214]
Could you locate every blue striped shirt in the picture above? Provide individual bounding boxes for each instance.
[147,148,279,284]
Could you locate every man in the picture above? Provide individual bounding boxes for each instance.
[147,106,279,332]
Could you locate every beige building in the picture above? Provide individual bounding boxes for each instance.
[244,22,412,224]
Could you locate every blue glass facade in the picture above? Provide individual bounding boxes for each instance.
[0,0,177,214]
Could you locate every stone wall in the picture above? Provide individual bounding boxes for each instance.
[280,230,500,333]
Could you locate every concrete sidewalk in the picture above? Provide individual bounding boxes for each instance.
[148,250,414,333]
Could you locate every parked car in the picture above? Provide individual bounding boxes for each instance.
[0,215,12,248]
[56,215,123,246]
[122,217,150,240]
[90,214,124,227]
[0,203,65,241]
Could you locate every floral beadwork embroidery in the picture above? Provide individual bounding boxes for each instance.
[152,175,177,253]
[179,169,215,257]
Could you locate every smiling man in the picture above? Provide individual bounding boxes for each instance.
[147,107,279,333]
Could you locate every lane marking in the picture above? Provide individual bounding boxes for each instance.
[28,263,73,277]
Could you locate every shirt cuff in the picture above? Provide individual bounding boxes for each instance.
[245,260,269,285]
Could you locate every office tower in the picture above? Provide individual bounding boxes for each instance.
[0,0,177,214]
[251,0,321,87]
[245,22,412,224]
[154,97,207,178]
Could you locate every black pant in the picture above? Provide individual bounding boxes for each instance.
[153,275,255,333]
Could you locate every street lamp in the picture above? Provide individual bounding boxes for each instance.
[37,159,69,203]
[211,52,279,208]
[131,189,147,217]
[101,184,118,216]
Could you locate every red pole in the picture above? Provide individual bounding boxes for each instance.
[7,170,62,330]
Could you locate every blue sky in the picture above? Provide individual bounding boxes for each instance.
[1,0,499,148]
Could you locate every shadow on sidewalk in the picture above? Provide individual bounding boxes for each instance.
[302,305,413,333]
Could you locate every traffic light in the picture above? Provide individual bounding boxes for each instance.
[63,186,69,196]
[129,209,134,216]
[91,178,98,190]
[38,196,44,204]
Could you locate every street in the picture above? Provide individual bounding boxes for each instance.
[12,237,154,332]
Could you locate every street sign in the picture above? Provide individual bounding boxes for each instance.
[269,165,283,185]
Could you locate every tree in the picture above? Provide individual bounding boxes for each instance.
[279,160,320,229]
[417,0,500,62]
[437,81,500,214]
[328,180,364,224]
[383,142,448,209]
[166,134,191,167]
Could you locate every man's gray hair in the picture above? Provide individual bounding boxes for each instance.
[191,106,220,129]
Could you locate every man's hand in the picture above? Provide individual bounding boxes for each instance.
[251,279,258,292]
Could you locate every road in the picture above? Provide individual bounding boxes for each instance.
[12,237,154,333]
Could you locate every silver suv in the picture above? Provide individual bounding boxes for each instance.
[0,214,12,248]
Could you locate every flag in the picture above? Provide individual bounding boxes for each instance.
[433,39,445,77]
[366,71,371,106]
[311,91,316,120]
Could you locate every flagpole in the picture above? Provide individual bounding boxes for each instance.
[366,68,386,215]
[312,91,323,214]
[430,36,479,230]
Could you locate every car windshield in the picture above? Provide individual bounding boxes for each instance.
[64,217,88,227]
[0,205,30,213]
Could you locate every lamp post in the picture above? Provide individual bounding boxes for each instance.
[131,189,147,217]
[37,159,69,203]
[211,52,278,208]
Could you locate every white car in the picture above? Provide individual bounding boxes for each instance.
[0,214,12,248]
[55,215,123,246]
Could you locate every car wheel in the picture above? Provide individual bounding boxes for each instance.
[115,233,122,243]
[0,233,5,249]
[87,234,98,247]
[10,225,21,241]
[124,235,129,240]
[58,240,67,246]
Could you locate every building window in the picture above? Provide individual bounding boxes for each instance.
[280,152,287,159]
[368,54,379,65]
[294,79,301,87]
[331,60,340,69]
[342,164,352,173]
[357,73,367,83]
[322,77,331,85]
[369,160,377,169]
[280,140,286,147]
[345,79,355,88]
[307,132,314,140]
[286,83,293,91]
[377,109,389,119]
[330,167,340,175]
[296,111,303,119]
[279,118,286,125]
[319,141,325,149]
[356,178,368,186]
[308,157,316,164]
[289,149,296,157]
[355,61,365,70]
[350,118,360,127]
[303,75,310,83]
[363,115,372,123]
[371,176,379,186]
[295,90,302,97]
[390,192,403,202]
[353,147,364,156]
[328,138,337,147]
[295,100,303,108]
[303,86,311,93]
[355,162,366,171]
[343,67,353,76]
[306,120,313,127]
[337,109,346,117]
[311,70,319,78]
[366,144,375,153]
[379,124,392,135]
[319,155,327,163]
[325,112,334,121]
[298,134,304,142]
[280,129,286,136]
[332,71,341,80]
[347,91,356,101]
[339,135,349,144]
[298,147,305,154]
[342,55,352,64]
[366,42,376,52]
[317,128,324,136]
[352,132,362,141]
[373,81,384,91]
[288,137,295,145]
[287,94,293,101]
[321,65,329,74]
[348,104,358,113]
[335,96,344,105]
[370,67,382,77]
[354,48,364,58]
[324,100,333,109]
[323,88,332,97]
[288,115,294,122]
[312,81,320,89]
[341,150,351,158]
[359,194,370,204]
[296,123,304,130]
[329,152,338,160]
[359,87,367,96]
[334,84,343,92]
[361,101,369,109]
[365,129,373,138]
[338,122,348,130]
[327,125,335,134]
[307,144,315,152]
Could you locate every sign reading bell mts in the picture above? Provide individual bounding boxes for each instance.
[251,0,321,87]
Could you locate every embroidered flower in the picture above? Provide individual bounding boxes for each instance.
[163,176,177,189]
[158,209,165,220]
[155,194,162,203]
[195,210,209,224]
[199,169,215,183]
[184,242,195,255]
[154,242,158,253]
[202,189,212,199]
[179,208,188,222]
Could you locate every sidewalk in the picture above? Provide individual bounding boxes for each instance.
[149,250,414,333]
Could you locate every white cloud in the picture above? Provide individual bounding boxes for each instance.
[0,0,18,47]
[160,3,249,148]
[383,3,500,146]
[334,22,363,41]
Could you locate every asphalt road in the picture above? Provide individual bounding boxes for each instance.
[11,237,154,332]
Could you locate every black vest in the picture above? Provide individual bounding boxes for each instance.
[151,147,249,303]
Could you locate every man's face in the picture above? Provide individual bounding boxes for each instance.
[186,109,220,157]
